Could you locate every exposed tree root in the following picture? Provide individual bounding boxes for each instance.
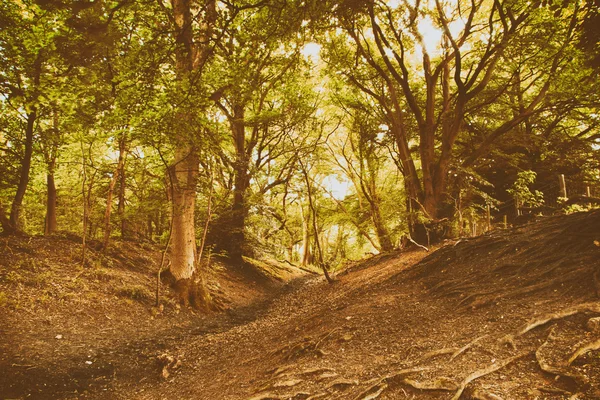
[450,335,487,361]
[471,388,504,400]
[350,367,431,400]
[535,328,585,386]
[457,292,497,307]
[451,352,529,400]
[518,302,600,336]
[326,378,358,390]
[352,381,387,400]
[423,347,458,360]
[536,386,572,396]
[247,392,281,400]
[567,337,600,365]
[403,376,458,391]
[272,329,341,361]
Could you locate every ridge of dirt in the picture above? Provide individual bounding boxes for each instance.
[0,234,310,399]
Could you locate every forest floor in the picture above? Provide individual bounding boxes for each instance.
[1,210,600,400]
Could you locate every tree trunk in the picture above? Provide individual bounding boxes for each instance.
[370,199,393,252]
[229,104,248,265]
[102,137,127,250]
[301,207,311,266]
[9,109,36,232]
[44,168,57,235]
[167,0,216,309]
[169,147,199,305]
[300,161,333,283]
[118,155,127,238]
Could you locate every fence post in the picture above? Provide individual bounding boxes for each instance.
[559,174,568,199]
[486,203,491,231]
[515,195,521,216]
[586,186,591,197]
[503,215,508,229]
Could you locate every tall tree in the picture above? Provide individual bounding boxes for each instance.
[325,0,583,241]
[165,0,217,307]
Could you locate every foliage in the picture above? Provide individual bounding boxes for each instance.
[508,171,545,208]
[0,0,598,269]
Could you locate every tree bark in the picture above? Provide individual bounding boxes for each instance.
[9,109,36,232]
[44,168,57,235]
[118,155,127,238]
[167,0,216,308]
[169,147,198,291]
[102,136,127,250]
[301,207,312,266]
[229,103,249,264]
[370,198,393,252]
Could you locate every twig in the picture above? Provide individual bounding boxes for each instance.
[407,235,429,252]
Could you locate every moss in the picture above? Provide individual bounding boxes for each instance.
[117,285,152,302]
[89,268,115,282]
[0,291,8,307]
[4,271,22,284]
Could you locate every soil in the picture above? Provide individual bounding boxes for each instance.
[1,210,600,400]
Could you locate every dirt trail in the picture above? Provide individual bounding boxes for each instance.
[2,211,600,399]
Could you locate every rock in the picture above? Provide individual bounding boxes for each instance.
[55,334,63,340]
[587,317,600,332]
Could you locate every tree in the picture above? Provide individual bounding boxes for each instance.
[163,0,217,307]
[324,0,585,241]
[208,0,314,265]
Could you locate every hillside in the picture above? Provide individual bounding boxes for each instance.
[0,234,312,399]
[1,210,600,399]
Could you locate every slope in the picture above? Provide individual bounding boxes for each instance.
[90,210,600,400]
[0,234,312,399]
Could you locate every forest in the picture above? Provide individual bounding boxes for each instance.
[1,0,600,399]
